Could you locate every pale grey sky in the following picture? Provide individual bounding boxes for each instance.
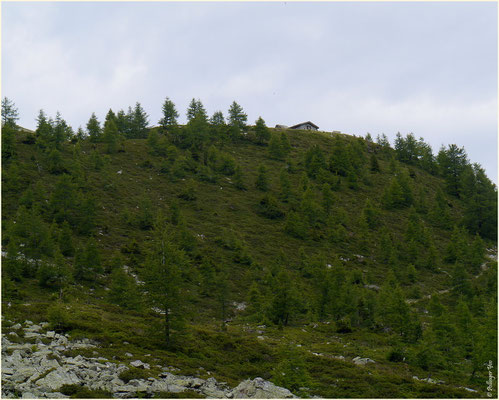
[2,1,497,182]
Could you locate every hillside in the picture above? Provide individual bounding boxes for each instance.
[1,102,498,399]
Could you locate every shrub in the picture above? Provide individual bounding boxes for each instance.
[387,347,405,362]
[118,367,153,383]
[60,384,112,398]
[336,316,353,333]
[257,195,284,219]
[47,303,72,333]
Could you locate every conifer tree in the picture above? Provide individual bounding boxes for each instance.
[285,211,307,239]
[1,122,17,161]
[321,183,333,216]
[131,102,149,138]
[279,168,292,201]
[144,215,188,347]
[369,153,380,172]
[362,198,379,229]
[53,112,72,149]
[255,164,269,191]
[210,110,225,126]
[2,97,19,127]
[254,116,270,145]
[227,101,247,132]
[268,268,298,326]
[58,221,74,257]
[233,165,246,190]
[247,282,264,322]
[50,174,77,224]
[86,113,102,142]
[159,97,179,132]
[102,118,119,154]
[4,239,23,282]
[35,110,53,148]
[437,144,468,197]
[268,133,284,159]
[280,132,291,155]
[109,267,141,310]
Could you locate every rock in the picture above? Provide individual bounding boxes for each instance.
[36,369,81,390]
[125,352,133,357]
[40,356,61,370]
[130,360,149,369]
[56,336,68,346]
[12,323,22,330]
[149,379,171,393]
[26,324,42,332]
[229,377,297,398]
[46,392,70,398]
[11,367,38,383]
[461,387,478,393]
[128,379,149,392]
[46,331,56,339]
[200,377,226,398]
[2,367,15,377]
[352,357,375,366]
[257,336,265,340]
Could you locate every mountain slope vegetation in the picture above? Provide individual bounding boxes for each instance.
[1,97,497,398]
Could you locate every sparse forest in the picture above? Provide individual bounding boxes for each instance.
[1,96,497,398]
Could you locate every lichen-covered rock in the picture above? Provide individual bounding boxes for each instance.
[229,377,297,398]
[352,356,375,366]
[35,368,81,390]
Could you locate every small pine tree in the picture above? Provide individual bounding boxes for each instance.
[86,113,102,142]
[234,165,246,190]
[369,153,380,172]
[144,215,188,347]
[279,168,292,202]
[102,118,119,154]
[58,221,74,257]
[280,132,291,156]
[268,134,284,159]
[108,267,141,310]
[255,164,269,191]
[254,117,270,145]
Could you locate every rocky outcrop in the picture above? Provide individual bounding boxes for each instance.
[1,320,295,399]
[228,377,296,398]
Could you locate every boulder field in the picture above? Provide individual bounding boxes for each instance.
[1,320,296,399]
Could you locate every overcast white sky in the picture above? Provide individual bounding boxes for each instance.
[2,1,497,183]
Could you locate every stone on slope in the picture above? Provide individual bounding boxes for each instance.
[229,377,296,398]
[352,356,375,366]
[35,368,81,390]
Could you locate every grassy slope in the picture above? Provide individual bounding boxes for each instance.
[1,128,495,398]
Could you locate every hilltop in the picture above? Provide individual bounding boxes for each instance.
[1,99,497,398]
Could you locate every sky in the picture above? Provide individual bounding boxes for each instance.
[2,1,498,183]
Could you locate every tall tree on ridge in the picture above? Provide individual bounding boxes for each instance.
[159,97,179,132]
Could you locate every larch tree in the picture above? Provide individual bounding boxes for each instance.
[227,101,247,132]
[254,116,270,145]
[159,97,179,132]
[144,214,188,347]
[86,113,102,143]
[2,97,19,127]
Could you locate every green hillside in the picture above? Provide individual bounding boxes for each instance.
[1,99,497,398]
